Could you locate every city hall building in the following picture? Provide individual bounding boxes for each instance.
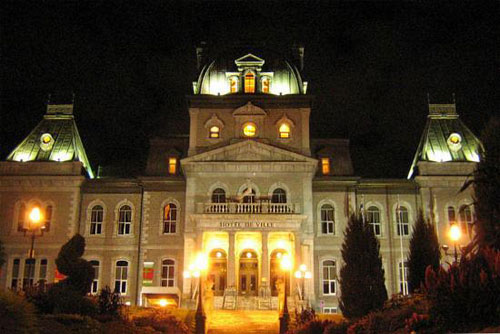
[0,46,482,313]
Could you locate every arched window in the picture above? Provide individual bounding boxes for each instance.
[114,261,128,294]
[209,126,220,138]
[161,259,175,287]
[163,203,177,234]
[321,204,335,235]
[396,206,409,236]
[90,260,100,294]
[367,206,381,236]
[279,123,291,139]
[242,188,256,204]
[44,205,52,232]
[261,76,270,93]
[459,205,473,237]
[244,72,255,93]
[17,203,26,232]
[447,206,456,225]
[118,205,132,235]
[272,188,287,204]
[322,260,337,295]
[212,188,226,203]
[90,205,104,235]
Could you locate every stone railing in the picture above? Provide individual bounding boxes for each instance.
[203,202,297,214]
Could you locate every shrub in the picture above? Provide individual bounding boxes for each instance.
[97,286,122,318]
[0,289,38,334]
[294,307,316,328]
[127,307,190,334]
[47,284,97,316]
[288,319,335,334]
[38,314,101,334]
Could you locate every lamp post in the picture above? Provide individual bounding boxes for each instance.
[279,254,292,334]
[294,264,311,309]
[449,224,461,263]
[193,253,207,334]
[25,207,44,288]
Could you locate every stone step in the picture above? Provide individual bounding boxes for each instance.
[207,310,279,334]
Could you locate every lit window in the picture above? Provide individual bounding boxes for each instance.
[161,259,175,287]
[90,260,99,294]
[244,72,255,93]
[279,123,290,139]
[459,205,473,238]
[261,77,270,93]
[243,123,256,137]
[168,157,177,175]
[230,77,239,93]
[115,261,128,294]
[321,204,335,234]
[163,203,177,234]
[367,206,381,236]
[209,126,220,138]
[396,206,409,236]
[212,188,226,203]
[90,205,103,235]
[44,205,52,232]
[118,205,132,235]
[17,203,26,232]
[322,260,337,295]
[11,259,20,289]
[321,158,330,175]
[398,261,409,294]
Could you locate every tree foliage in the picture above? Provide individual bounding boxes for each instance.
[0,238,5,270]
[339,214,388,319]
[472,116,500,251]
[55,234,94,295]
[407,211,441,293]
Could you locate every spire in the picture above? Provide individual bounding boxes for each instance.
[407,100,482,179]
[6,101,94,178]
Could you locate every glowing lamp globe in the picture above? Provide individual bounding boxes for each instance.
[280,254,292,271]
[29,207,42,224]
[294,271,302,279]
[449,224,461,242]
[159,299,168,307]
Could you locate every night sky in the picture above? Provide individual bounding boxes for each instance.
[1,1,498,178]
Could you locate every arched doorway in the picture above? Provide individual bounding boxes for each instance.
[239,249,258,296]
[270,249,289,296]
[208,249,227,296]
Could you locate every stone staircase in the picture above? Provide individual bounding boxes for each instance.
[207,310,279,334]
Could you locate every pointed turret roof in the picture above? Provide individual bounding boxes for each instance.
[6,103,94,178]
[408,103,482,179]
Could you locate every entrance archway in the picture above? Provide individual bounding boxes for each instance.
[270,249,289,296]
[208,249,227,296]
[239,249,258,296]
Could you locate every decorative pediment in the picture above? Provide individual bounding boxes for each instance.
[232,101,267,117]
[275,113,295,128]
[182,140,317,164]
[235,54,265,68]
[204,114,225,129]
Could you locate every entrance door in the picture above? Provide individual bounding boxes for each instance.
[208,249,227,296]
[239,250,258,296]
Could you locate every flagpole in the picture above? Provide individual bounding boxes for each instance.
[397,195,407,296]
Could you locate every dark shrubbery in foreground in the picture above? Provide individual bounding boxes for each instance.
[0,289,38,334]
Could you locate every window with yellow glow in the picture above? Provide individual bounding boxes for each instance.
[230,77,238,93]
[279,123,290,139]
[243,123,256,137]
[244,72,255,93]
[168,157,177,175]
[321,157,330,175]
[209,126,220,138]
[261,77,270,93]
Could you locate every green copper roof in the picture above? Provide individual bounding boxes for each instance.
[6,104,94,178]
[408,104,482,179]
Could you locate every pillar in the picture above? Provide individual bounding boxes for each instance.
[227,232,236,288]
[261,231,270,287]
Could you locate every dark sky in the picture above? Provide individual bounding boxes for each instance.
[1,1,498,178]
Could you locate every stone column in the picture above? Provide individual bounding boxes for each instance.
[227,232,236,288]
[261,231,270,287]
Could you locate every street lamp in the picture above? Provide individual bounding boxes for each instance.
[193,253,207,334]
[280,254,292,334]
[449,224,461,263]
[294,264,311,308]
[25,207,44,288]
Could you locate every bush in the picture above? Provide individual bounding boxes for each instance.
[127,307,190,334]
[288,319,335,334]
[47,284,97,316]
[38,314,101,334]
[0,289,38,334]
[97,286,122,318]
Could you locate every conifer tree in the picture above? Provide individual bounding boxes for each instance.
[339,214,387,319]
[407,211,440,293]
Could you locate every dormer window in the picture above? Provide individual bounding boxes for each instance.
[229,77,239,93]
[168,157,177,175]
[243,122,257,137]
[321,157,330,175]
[279,123,291,139]
[209,126,220,138]
[261,77,270,93]
[244,72,255,93]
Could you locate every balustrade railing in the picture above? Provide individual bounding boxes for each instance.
[204,202,296,214]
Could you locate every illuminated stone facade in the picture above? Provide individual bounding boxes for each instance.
[0,46,482,313]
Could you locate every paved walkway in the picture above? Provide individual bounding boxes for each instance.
[207,310,279,334]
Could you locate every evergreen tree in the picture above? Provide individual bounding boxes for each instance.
[472,117,500,250]
[0,238,5,270]
[339,214,387,319]
[407,211,440,293]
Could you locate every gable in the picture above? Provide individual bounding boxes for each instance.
[234,53,265,67]
[232,101,267,116]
